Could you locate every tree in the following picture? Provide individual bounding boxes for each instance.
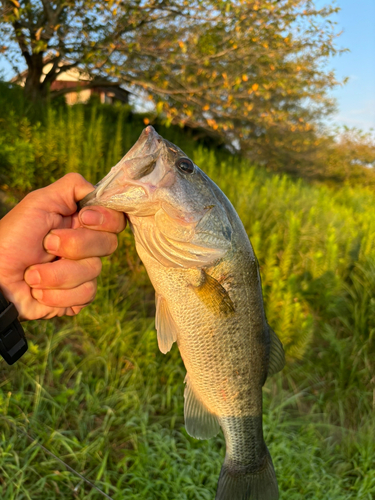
[318,128,375,184]
[0,0,344,172]
[0,0,196,101]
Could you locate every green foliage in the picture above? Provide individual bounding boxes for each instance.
[316,128,375,184]
[1,100,375,498]
[0,83,207,194]
[0,114,35,191]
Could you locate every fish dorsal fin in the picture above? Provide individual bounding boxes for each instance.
[267,326,285,377]
[184,373,220,440]
[155,294,178,354]
[191,270,235,316]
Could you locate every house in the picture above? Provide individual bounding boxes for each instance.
[11,61,129,105]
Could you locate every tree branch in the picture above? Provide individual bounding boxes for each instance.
[12,20,31,66]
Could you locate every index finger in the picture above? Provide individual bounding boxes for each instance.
[78,206,127,234]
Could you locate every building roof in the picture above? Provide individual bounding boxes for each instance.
[10,58,129,103]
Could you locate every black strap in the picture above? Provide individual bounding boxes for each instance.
[0,291,28,365]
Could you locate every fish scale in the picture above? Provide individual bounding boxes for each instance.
[78,125,285,500]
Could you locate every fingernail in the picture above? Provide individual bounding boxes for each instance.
[32,289,43,300]
[26,269,41,285]
[44,234,60,252]
[80,210,104,226]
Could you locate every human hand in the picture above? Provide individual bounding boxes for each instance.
[0,173,126,320]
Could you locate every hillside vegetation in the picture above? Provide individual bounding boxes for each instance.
[0,92,374,499]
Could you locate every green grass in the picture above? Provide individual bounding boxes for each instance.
[0,91,375,498]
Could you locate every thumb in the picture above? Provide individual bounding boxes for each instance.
[37,173,95,217]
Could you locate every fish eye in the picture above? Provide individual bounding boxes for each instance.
[176,158,195,174]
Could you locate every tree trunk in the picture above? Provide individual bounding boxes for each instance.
[23,52,49,102]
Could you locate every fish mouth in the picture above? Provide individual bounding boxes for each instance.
[77,126,162,211]
[124,125,162,160]
[77,190,97,211]
[77,171,153,213]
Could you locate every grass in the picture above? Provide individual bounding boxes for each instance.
[0,90,375,498]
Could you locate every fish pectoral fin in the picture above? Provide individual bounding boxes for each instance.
[184,374,220,440]
[267,326,285,377]
[190,270,235,316]
[155,294,178,354]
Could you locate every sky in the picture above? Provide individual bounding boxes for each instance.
[321,0,375,132]
[1,0,374,133]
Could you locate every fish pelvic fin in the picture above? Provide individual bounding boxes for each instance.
[267,326,285,378]
[155,294,178,354]
[184,374,220,439]
[216,449,279,500]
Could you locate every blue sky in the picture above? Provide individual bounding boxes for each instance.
[322,0,375,132]
[1,1,374,132]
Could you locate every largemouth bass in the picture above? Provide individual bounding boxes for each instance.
[79,126,285,500]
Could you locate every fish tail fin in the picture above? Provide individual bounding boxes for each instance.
[216,450,278,500]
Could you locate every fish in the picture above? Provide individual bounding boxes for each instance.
[78,125,285,500]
